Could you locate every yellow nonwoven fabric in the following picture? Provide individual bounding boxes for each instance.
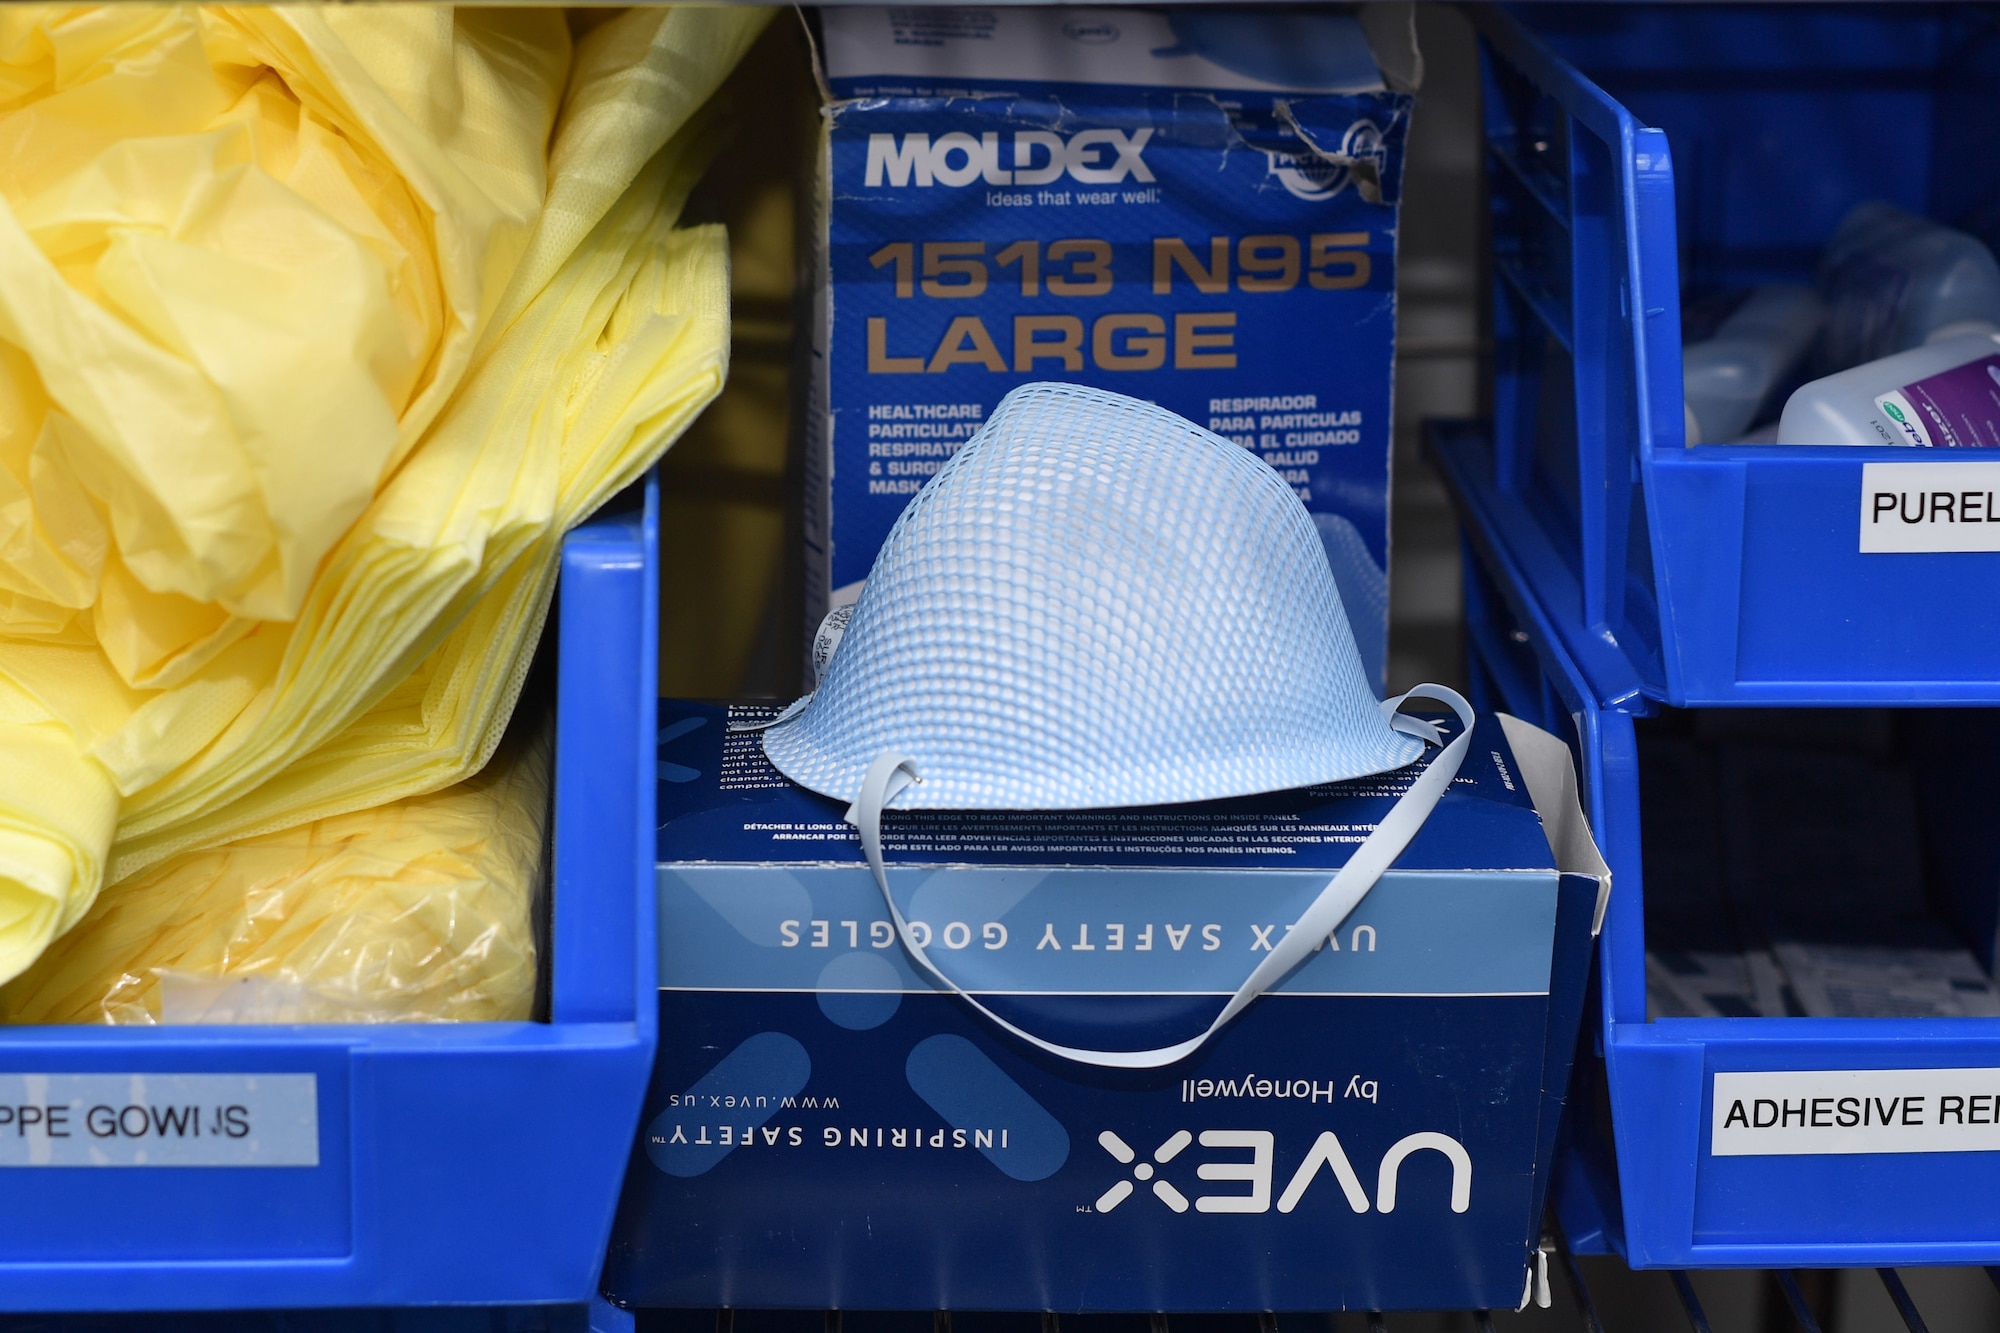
[0,5,562,636]
[0,4,772,986]
[108,140,733,874]
[0,717,551,1025]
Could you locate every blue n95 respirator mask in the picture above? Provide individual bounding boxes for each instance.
[756,383,1471,1068]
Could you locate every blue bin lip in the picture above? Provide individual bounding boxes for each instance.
[1470,4,2000,708]
[1674,442,2000,461]
[1445,417,2000,1267]
[1467,4,1632,150]
[1596,1018,2000,1269]
[1430,419,1654,714]
[1435,417,2000,707]
[0,478,662,1310]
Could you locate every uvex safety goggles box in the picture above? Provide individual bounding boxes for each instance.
[602,703,1608,1312]
[801,6,1419,692]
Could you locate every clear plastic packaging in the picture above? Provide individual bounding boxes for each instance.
[1818,201,2000,370]
[1682,284,1826,444]
[0,721,549,1026]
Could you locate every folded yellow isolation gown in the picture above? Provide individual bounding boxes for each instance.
[0,718,550,1025]
[0,4,771,984]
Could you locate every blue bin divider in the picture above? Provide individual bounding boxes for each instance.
[0,1299,622,1331]
[1468,4,2000,707]
[1440,418,2000,1267]
[0,479,661,1309]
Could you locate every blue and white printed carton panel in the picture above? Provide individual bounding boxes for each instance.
[603,704,1605,1312]
[803,6,1417,692]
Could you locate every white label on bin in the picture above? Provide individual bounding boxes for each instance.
[0,1073,318,1167]
[1712,1068,2000,1156]
[1859,462,2000,552]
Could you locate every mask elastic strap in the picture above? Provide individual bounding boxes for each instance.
[729,607,854,733]
[846,684,1477,1071]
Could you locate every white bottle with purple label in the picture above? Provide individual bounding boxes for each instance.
[1775,330,2000,446]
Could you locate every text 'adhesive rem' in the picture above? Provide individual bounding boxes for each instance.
[1712,1068,2000,1156]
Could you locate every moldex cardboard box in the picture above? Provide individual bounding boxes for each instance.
[803,6,1419,690]
[602,704,1608,1312]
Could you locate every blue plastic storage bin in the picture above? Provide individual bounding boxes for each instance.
[1466,4,2000,707]
[0,484,661,1310]
[1439,419,2000,1268]
[0,1296,633,1332]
